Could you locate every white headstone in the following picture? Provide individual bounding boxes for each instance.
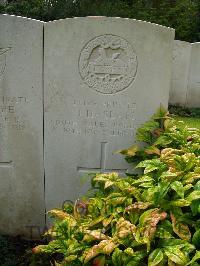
[44,17,175,212]
[186,42,200,107]
[0,15,44,237]
[169,40,191,106]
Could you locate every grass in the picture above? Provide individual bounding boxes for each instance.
[173,116,200,129]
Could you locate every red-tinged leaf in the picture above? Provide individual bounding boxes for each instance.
[170,212,191,241]
[84,240,117,263]
[139,209,167,241]
[93,255,105,266]
[145,146,161,155]
[83,230,109,242]
[116,217,136,238]
[125,202,152,211]
[48,209,77,226]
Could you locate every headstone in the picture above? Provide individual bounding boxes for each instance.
[169,40,191,106]
[44,17,175,212]
[186,42,200,107]
[0,15,44,237]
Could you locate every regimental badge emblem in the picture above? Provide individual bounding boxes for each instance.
[0,47,10,80]
[79,34,138,94]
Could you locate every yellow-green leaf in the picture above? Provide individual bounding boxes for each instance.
[148,248,164,266]
[164,246,188,265]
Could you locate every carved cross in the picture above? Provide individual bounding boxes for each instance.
[77,142,127,174]
[0,160,13,168]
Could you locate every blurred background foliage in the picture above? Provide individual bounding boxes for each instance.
[0,0,199,42]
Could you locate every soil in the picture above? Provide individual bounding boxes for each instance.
[0,234,53,266]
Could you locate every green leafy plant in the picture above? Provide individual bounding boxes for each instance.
[33,106,200,265]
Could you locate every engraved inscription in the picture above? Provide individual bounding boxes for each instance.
[79,35,137,94]
[0,48,11,79]
[0,96,28,130]
[50,97,137,137]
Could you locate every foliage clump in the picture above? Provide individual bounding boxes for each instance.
[34,107,200,265]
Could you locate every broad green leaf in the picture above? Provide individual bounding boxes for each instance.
[156,227,173,239]
[160,171,177,181]
[159,238,187,248]
[170,199,190,207]
[154,182,170,204]
[136,120,159,144]
[63,255,77,263]
[192,229,200,249]
[132,175,153,185]
[187,191,200,202]
[136,159,166,174]
[164,246,188,265]
[112,248,122,266]
[126,251,147,266]
[194,181,200,190]
[154,135,172,147]
[148,248,164,266]
[171,181,184,198]
[107,196,127,206]
[124,247,134,256]
[187,251,200,265]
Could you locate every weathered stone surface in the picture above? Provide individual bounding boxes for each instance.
[169,40,191,106]
[0,15,44,237]
[186,42,200,107]
[44,17,175,213]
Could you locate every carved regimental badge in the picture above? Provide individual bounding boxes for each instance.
[0,47,10,80]
[79,35,138,94]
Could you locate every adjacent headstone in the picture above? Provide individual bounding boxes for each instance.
[169,40,191,106]
[0,15,44,237]
[186,43,200,107]
[44,17,175,212]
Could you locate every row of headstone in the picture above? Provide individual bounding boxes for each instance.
[169,40,200,107]
[0,14,175,237]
